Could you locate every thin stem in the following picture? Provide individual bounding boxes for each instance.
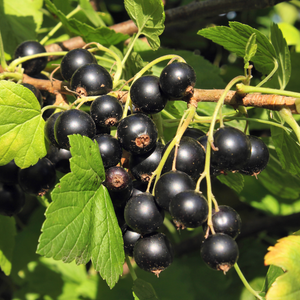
[122,32,141,67]
[234,263,263,300]
[152,113,165,144]
[163,217,181,244]
[0,30,8,69]
[40,105,69,115]
[256,59,278,87]
[125,255,138,281]
[279,108,300,143]
[40,5,82,45]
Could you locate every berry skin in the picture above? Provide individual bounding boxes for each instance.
[122,224,141,257]
[154,170,196,211]
[54,109,96,150]
[159,62,196,100]
[211,127,251,172]
[18,158,56,196]
[90,95,123,128]
[14,41,48,76]
[239,135,269,176]
[201,233,239,273]
[60,48,96,82]
[124,192,164,234]
[0,160,20,184]
[21,83,43,107]
[183,127,205,140]
[169,190,208,229]
[130,75,168,114]
[44,111,64,148]
[0,183,25,216]
[46,145,71,174]
[133,232,173,276]
[70,63,112,96]
[117,114,158,155]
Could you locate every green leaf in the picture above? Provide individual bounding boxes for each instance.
[124,0,165,50]
[132,279,159,300]
[270,23,291,89]
[37,135,124,288]
[198,21,276,75]
[264,235,300,299]
[0,216,16,275]
[216,172,244,194]
[244,33,257,69]
[261,265,284,295]
[79,0,105,27]
[0,81,46,168]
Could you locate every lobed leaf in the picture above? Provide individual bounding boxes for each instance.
[0,81,46,168]
[132,279,159,300]
[217,172,244,194]
[37,135,124,288]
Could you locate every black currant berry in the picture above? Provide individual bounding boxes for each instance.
[44,111,64,148]
[14,41,48,75]
[0,183,25,216]
[90,95,123,127]
[159,62,196,100]
[60,48,96,82]
[155,170,196,211]
[169,190,208,229]
[0,160,20,184]
[54,109,96,150]
[239,135,269,176]
[130,75,168,114]
[46,145,71,173]
[104,166,133,208]
[183,127,205,140]
[130,142,164,183]
[124,192,164,234]
[93,134,122,169]
[122,224,141,257]
[211,127,251,172]
[201,233,239,273]
[18,158,56,196]
[133,232,173,276]
[162,136,205,181]
[117,114,158,155]
[21,83,43,107]
[70,63,112,96]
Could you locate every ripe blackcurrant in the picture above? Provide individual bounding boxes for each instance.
[18,158,56,196]
[93,134,122,169]
[0,160,20,184]
[154,170,196,211]
[70,63,112,96]
[201,233,239,273]
[124,192,164,234]
[21,83,43,107]
[44,111,64,148]
[159,62,196,100]
[117,114,158,155]
[46,145,71,174]
[169,190,208,229]
[239,135,269,176]
[0,183,25,216]
[130,75,168,114]
[90,95,123,127]
[133,232,173,276]
[122,224,141,257]
[14,41,48,75]
[54,109,96,150]
[183,127,205,140]
[60,48,96,82]
[211,126,251,172]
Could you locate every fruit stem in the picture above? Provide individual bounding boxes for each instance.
[0,30,8,70]
[256,58,278,88]
[279,108,300,143]
[234,263,264,300]
[152,112,165,145]
[40,105,69,115]
[40,5,82,45]
[163,217,181,243]
[125,255,138,281]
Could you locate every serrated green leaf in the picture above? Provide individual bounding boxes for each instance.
[0,81,46,168]
[132,279,159,300]
[0,215,16,275]
[216,172,244,194]
[124,0,165,50]
[37,135,124,288]
[264,235,300,299]
[270,23,291,89]
[244,33,257,69]
[261,265,284,295]
[79,0,105,27]
[198,21,276,75]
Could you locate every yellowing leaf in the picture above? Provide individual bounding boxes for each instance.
[264,235,300,300]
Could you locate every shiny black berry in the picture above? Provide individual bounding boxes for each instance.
[155,170,196,211]
[60,48,96,82]
[201,233,239,273]
[239,135,269,176]
[211,127,251,172]
[169,190,208,229]
[159,62,196,100]
[0,160,20,184]
[122,224,141,257]
[0,183,25,216]
[70,63,112,96]
[124,192,164,234]
[21,83,43,107]
[44,111,64,148]
[117,114,158,155]
[54,109,96,150]
[14,41,48,75]
[130,75,168,114]
[183,127,205,140]
[133,232,173,276]
[46,145,71,173]
[18,158,56,196]
[90,95,123,128]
